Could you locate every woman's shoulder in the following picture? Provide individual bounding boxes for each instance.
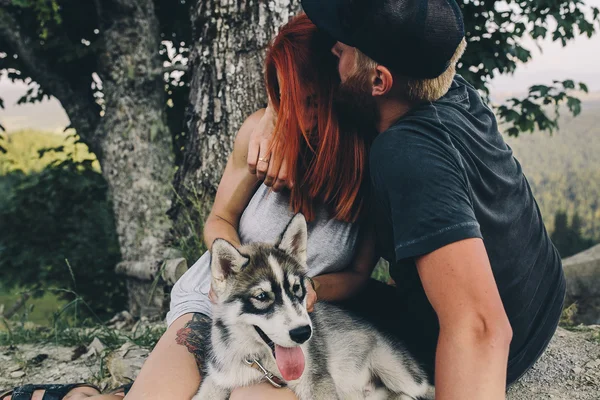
[233,108,266,152]
[239,108,266,138]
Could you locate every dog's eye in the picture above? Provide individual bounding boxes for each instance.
[254,292,269,301]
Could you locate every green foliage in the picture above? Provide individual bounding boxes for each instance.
[457,0,600,136]
[0,0,192,164]
[169,183,208,264]
[1,0,598,150]
[0,131,126,318]
[0,286,66,326]
[505,100,600,246]
[498,81,589,137]
[10,0,62,39]
[0,129,100,174]
[1,295,166,349]
[551,211,595,258]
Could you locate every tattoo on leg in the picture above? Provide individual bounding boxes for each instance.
[176,313,211,369]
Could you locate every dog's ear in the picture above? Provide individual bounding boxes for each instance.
[210,239,248,294]
[277,213,308,266]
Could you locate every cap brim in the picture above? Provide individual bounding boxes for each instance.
[301,0,356,46]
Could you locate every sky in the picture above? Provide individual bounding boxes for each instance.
[1,1,600,132]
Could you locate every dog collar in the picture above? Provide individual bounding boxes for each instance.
[244,358,287,388]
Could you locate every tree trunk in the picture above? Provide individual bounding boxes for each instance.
[170,0,301,245]
[1,1,180,317]
[95,0,175,317]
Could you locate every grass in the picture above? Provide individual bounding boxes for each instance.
[559,302,600,344]
[0,287,165,351]
[0,288,67,328]
[371,259,392,283]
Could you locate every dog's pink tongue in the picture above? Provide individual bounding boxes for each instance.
[274,344,305,381]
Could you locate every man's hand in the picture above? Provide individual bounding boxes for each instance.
[305,278,318,313]
[247,105,292,192]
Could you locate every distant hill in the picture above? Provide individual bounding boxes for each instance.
[505,99,600,240]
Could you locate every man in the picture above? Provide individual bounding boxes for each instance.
[248,0,566,398]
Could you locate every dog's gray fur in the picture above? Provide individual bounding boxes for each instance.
[193,214,434,400]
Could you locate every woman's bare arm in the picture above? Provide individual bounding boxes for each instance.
[308,222,378,307]
[203,109,266,249]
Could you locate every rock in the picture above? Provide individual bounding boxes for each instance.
[162,257,188,285]
[564,244,600,298]
[29,354,48,365]
[71,345,88,361]
[10,371,25,378]
[108,311,135,329]
[508,327,600,399]
[106,345,150,386]
[563,244,600,324]
[88,337,107,354]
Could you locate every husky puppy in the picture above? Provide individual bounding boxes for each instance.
[193,214,434,400]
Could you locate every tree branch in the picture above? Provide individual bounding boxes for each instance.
[0,8,103,157]
[1,292,30,320]
[160,64,189,75]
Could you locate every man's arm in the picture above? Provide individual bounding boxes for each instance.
[416,238,513,400]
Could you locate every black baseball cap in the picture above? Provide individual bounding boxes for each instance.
[301,0,465,79]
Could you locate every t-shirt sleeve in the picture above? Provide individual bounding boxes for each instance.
[370,131,482,262]
[166,251,213,327]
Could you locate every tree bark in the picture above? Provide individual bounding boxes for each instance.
[94,0,175,317]
[1,2,176,317]
[170,0,301,241]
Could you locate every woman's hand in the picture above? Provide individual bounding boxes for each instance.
[246,104,292,192]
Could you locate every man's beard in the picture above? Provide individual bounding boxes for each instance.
[333,72,379,130]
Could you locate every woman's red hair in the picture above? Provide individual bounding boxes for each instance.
[265,14,371,223]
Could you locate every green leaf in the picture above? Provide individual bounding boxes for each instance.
[506,127,520,137]
[504,110,521,122]
[579,83,589,93]
[529,85,551,97]
[531,26,547,39]
[566,96,582,116]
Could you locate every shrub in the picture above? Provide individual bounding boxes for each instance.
[0,145,126,319]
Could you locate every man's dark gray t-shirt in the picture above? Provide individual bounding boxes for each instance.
[370,75,566,382]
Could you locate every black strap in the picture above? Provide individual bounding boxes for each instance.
[10,384,99,400]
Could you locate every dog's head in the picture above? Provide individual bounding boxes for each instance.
[210,213,312,381]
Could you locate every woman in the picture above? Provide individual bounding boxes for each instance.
[1,14,377,400]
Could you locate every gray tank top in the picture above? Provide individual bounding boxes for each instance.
[166,184,360,326]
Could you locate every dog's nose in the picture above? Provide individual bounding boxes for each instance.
[289,325,312,344]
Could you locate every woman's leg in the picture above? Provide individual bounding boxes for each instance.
[230,383,298,400]
[4,313,203,400]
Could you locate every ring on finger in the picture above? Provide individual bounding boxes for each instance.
[258,157,270,163]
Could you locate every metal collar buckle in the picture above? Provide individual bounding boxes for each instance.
[244,358,287,388]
